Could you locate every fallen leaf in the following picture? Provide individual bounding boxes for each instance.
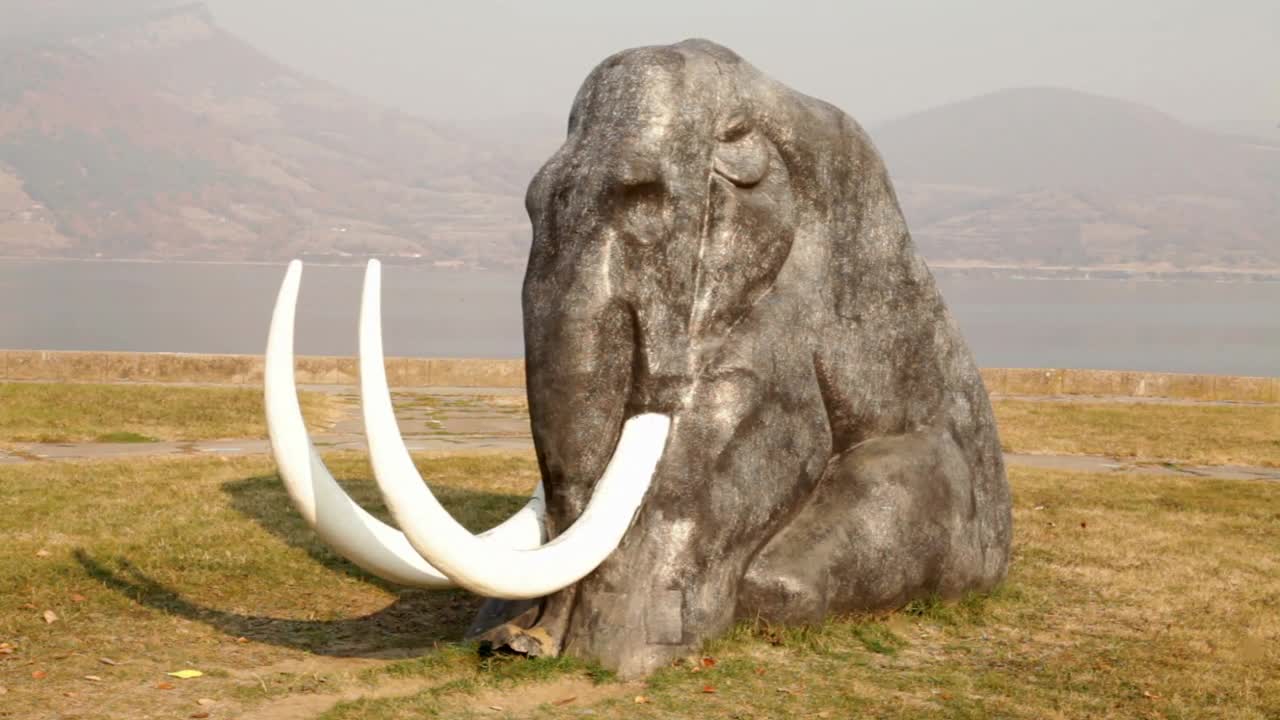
[700,656,716,668]
[553,696,576,706]
[64,691,77,698]
[35,549,50,557]
[167,669,204,679]
[42,610,58,624]
[191,714,210,719]
[1143,690,1161,700]
[156,682,175,690]
[633,695,650,704]
[99,657,118,666]
[754,666,766,675]
[235,636,249,644]
[701,685,716,694]
[83,675,103,682]
[31,670,47,680]
[196,698,216,706]
[69,593,87,603]
[488,706,503,711]
[777,685,805,696]
[0,642,15,655]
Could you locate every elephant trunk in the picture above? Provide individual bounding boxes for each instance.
[522,238,637,536]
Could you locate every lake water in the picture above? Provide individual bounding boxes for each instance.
[0,259,1276,377]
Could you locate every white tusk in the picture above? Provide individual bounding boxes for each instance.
[361,259,670,600]
[264,260,545,589]
[357,259,547,551]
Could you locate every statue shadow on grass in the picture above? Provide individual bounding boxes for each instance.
[75,472,528,659]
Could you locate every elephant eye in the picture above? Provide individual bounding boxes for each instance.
[718,112,752,142]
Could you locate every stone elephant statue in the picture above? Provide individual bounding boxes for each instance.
[262,38,1012,678]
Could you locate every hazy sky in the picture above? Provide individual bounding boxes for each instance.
[207,0,1277,135]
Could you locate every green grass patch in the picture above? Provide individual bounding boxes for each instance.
[0,382,337,443]
[92,430,158,443]
[994,399,1280,467]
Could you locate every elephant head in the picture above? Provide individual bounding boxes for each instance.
[263,39,1011,678]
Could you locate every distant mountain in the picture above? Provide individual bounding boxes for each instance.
[2,10,1275,273]
[873,87,1280,272]
[0,2,532,265]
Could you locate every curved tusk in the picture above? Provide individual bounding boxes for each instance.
[264,260,545,589]
[361,259,670,600]
[357,259,547,550]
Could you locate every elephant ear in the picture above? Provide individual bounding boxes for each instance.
[830,113,919,322]
[712,113,770,188]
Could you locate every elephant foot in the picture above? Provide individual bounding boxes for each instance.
[738,430,1010,622]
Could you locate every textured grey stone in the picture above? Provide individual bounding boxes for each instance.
[477,38,1012,678]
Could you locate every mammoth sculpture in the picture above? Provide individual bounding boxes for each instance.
[263,39,1011,678]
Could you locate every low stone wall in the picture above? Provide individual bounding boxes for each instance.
[982,367,1279,404]
[0,350,1276,403]
[0,350,525,388]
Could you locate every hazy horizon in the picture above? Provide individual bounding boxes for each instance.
[200,0,1279,137]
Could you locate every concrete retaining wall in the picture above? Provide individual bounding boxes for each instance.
[0,350,1275,403]
[981,367,1279,403]
[0,350,525,388]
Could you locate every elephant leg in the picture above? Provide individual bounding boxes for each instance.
[737,429,1000,624]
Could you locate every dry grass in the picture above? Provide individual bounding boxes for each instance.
[0,382,338,443]
[994,399,1280,467]
[0,451,538,719]
[0,452,1276,719]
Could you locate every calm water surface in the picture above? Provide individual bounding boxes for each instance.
[0,260,1275,376]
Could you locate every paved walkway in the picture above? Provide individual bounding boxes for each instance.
[2,386,1277,482]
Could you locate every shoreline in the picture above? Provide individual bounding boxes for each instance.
[0,349,1275,403]
[1,255,1278,282]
